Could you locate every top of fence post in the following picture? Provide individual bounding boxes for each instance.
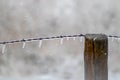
[84,34,108,80]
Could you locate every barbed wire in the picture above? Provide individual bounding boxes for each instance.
[0,34,120,54]
[0,34,120,45]
[108,35,120,38]
[0,34,85,45]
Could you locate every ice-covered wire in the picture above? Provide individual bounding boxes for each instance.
[108,35,120,38]
[0,34,120,45]
[0,34,85,45]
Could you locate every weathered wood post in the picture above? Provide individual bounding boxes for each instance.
[84,34,108,80]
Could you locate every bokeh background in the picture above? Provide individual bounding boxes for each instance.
[0,0,120,80]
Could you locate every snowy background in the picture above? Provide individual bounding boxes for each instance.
[0,0,120,80]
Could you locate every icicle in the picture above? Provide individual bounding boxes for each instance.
[60,38,64,45]
[22,42,26,48]
[39,40,42,48]
[80,37,83,42]
[111,37,114,42]
[115,37,118,41]
[67,37,70,41]
[73,37,76,40]
[115,37,120,43]
[118,38,120,42]
[108,37,110,41]
[2,44,6,54]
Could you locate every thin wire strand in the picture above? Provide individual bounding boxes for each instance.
[0,34,85,45]
[0,34,120,45]
[108,35,120,38]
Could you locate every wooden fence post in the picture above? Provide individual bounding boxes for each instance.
[84,34,108,80]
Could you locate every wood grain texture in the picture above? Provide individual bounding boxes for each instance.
[84,34,108,80]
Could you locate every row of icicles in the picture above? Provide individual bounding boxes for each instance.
[1,36,119,54]
[1,36,84,54]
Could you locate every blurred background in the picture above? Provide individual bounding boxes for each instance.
[0,0,120,80]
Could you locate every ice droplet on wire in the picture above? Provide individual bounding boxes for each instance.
[60,38,64,45]
[39,40,42,48]
[118,38,120,42]
[2,44,6,54]
[67,37,70,40]
[22,42,26,48]
[73,37,76,40]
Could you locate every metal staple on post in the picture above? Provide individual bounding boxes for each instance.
[84,34,108,80]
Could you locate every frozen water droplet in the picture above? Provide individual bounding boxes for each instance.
[2,44,6,54]
[108,37,110,40]
[66,37,70,40]
[73,37,76,40]
[118,38,120,42]
[60,38,64,45]
[22,42,26,48]
[111,37,114,42]
[39,40,42,48]
[80,37,83,42]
